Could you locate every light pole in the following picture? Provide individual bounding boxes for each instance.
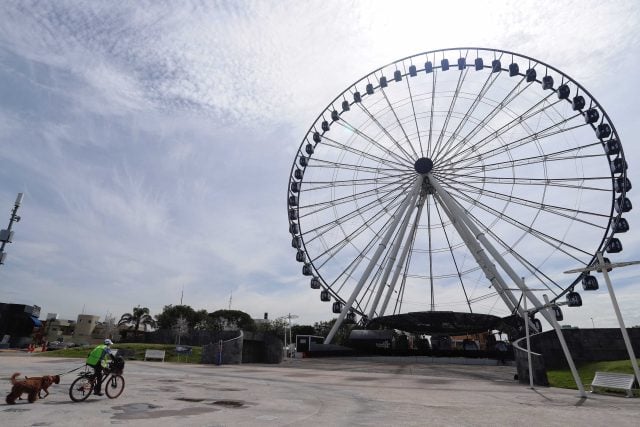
[564,253,640,386]
[277,313,298,358]
[509,284,585,396]
[0,193,24,266]
[590,318,595,329]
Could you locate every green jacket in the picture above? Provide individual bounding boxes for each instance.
[87,344,109,366]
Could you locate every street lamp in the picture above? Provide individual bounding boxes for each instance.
[277,313,298,358]
[564,253,640,386]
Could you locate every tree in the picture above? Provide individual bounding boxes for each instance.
[103,314,117,340]
[291,324,316,337]
[173,316,189,345]
[207,309,256,332]
[256,317,287,336]
[118,306,157,338]
[155,305,206,330]
[314,318,352,345]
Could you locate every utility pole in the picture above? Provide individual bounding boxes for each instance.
[0,193,24,266]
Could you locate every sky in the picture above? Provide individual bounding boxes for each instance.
[0,0,639,331]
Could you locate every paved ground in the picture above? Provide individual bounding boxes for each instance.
[1,354,638,426]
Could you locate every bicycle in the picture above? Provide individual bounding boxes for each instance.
[68,358,125,402]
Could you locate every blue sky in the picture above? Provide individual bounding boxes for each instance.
[0,0,639,329]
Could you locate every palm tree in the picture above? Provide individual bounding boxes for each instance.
[118,306,157,339]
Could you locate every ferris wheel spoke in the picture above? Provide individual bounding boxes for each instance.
[307,158,406,176]
[308,192,407,267]
[329,120,412,168]
[443,95,564,168]
[463,208,567,294]
[433,67,518,163]
[449,109,582,170]
[380,84,420,159]
[442,176,611,225]
[302,181,413,249]
[403,62,424,157]
[432,198,473,312]
[449,186,596,261]
[355,102,415,163]
[448,150,606,176]
[299,176,411,228]
[301,173,410,192]
[427,64,437,156]
[300,176,406,214]
[440,172,612,192]
[430,67,469,161]
[437,80,552,166]
[445,146,606,173]
[320,137,409,171]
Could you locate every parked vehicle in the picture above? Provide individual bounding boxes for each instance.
[47,341,76,351]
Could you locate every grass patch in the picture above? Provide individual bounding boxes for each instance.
[547,359,640,395]
[35,343,203,364]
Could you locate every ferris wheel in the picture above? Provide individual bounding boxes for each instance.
[287,47,631,344]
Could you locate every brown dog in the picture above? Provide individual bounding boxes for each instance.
[6,373,59,404]
[24,374,60,398]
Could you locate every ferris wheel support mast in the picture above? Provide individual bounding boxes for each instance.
[324,176,424,345]
[428,173,585,394]
[367,186,422,320]
[432,188,520,315]
[428,174,550,325]
[378,191,426,317]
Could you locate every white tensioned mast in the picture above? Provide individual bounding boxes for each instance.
[372,178,522,320]
[366,183,424,320]
[324,176,423,345]
[427,173,550,325]
[326,163,539,345]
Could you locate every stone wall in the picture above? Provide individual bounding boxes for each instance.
[513,338,549,386]
[532,328,640,369]
[243,332,283,364]
[200,331,283,365]
[514,327,640,386]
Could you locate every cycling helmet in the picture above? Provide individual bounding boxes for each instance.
[104,339,113,345]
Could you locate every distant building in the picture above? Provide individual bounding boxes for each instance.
[73,314,100,345]
[0,302,41,348]
[44,318,75,343]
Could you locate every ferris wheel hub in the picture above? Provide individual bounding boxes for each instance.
[414,157,434,174]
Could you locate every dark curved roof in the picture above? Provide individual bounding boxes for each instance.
[366,311,505,335]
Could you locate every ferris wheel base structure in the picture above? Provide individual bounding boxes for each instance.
[365,310,520,336]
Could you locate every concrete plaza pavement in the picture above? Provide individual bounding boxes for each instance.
[1,354,639,426]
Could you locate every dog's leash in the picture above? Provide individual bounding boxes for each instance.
[56,364,85,377]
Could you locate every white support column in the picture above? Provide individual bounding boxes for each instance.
[596,252,640,384]
[429,173,544,320]
[431,185,520,313]
[543,294,587,397]
[324,176,424,344]
[430,173,586,394]
[367,188,421,319]
[379,195,426,317]
[523,291,534,389]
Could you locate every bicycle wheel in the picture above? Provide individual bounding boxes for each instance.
[69,375,93,402]
[105,375,125,399]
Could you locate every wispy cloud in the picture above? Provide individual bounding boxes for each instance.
[0,0,637,331]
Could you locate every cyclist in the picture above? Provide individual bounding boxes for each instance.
[86,339,115,396]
